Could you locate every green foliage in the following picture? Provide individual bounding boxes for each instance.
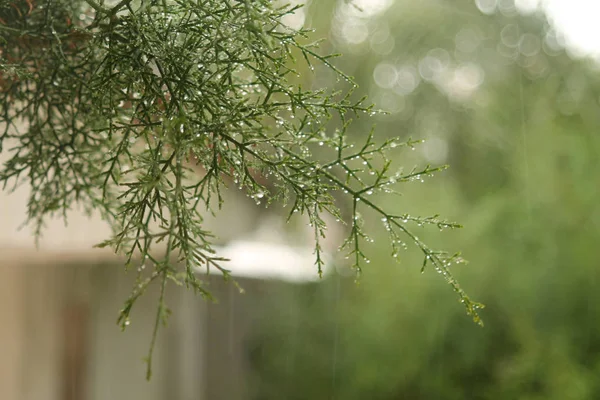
[247,1,600,398]
[0,0,480,377]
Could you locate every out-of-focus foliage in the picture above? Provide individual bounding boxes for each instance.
[248,0,600,398]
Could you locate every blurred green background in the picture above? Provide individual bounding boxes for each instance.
[246,1,600,399]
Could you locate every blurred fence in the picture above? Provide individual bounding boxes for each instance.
[0,257,285,400]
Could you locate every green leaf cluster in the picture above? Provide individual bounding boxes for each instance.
[0,0,480,377]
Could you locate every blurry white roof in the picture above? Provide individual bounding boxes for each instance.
[212,240,330,283]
